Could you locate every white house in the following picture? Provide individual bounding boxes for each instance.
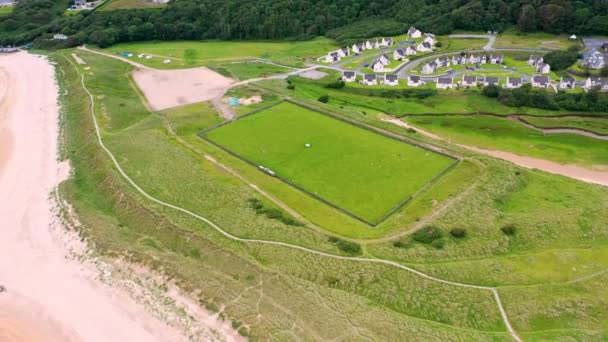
[422,62,437,74]
[408,26,422,38]
[452,55,466,65]
[468,55,480,64]
[365,40,379,49]
[417,41,433,52]
[559,77,576,89]
[380,38,393,47]
[53,33,68,40]
[569,34,577,41]
[505,77,522,89]
[352,43,365,54]
[461,75,478,87]
[483,77,499,86]
[536,62,551,74]
[342,71,356,83]
[405,45,417,56]
[370,60,385,72]
[338,47,350,58]
[326,51,340,63]
[378,54,390,65]
[74,0,86,6]
[528,55,543,66]
[480,55,488,64]
[531,75,551,88]
[436,77,454,89]
[436,57,450,67]
[384,74,399,86]
[423,34,435,45]
[394,48,406,61]
[361,74,377,86]
[408,75,423,87]
[489,55,503,64]
[583,77,608,91]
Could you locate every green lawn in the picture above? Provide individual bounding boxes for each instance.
[209,61,290,80]
[494,32,580,50]
[100,0,166,10]
[406,115,608,167]
[204,101,455,224]
[0,5,13,15]
[522,116,608,135]
[103,38,337,69]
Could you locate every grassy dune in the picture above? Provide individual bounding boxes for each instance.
[55,46,608,340]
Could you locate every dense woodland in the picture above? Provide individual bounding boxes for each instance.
[2,0,608,48]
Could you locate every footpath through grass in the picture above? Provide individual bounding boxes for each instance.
[204,101,455,224]
[405,115,608,167]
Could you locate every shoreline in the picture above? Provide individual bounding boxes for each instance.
[0,51,235,342]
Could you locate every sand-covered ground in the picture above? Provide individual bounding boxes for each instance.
[0,52,195,342]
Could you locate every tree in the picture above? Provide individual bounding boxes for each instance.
[543,50,579,70]
[482,84,500,98]
[317,95,329,103]
[601,66,608,77]
[517,5,537,32]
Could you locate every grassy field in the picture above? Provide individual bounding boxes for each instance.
[494,31,580,50]
[99,0,166,10]
[0,5,13,15]
[209,61,290,80]
[52,30,608,339]
[405,115,608,167]
[522,116,608,135]
[204,101,455,224]
[103,38,337,68]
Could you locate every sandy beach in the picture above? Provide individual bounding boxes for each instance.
[0,52,190,342]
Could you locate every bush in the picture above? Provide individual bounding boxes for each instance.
[286,84,295,90]
[543,50,579,70]
[412,225,443,244]
[328,236,361,255]
[247,198,302,226]
[501,223,517,236]
[601,66,608,77]
[449,228,467,238]
[326,80,345,89]
[435,41,443,47]
[318,95,329,103]
[392,240,409,249]
[431,238,445,249]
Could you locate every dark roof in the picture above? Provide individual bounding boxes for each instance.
[463,75,477,83]
[386,74,398,81]
[422,42,432,48]
[395,48,405,55]
[560,77,575,84]
[437,77,452,84]
[533,75,549,84]
[485,77,499,84]
[408,26,419,34]
[491,54,503,60]
[343,71,355,77]
[529,55,542,61]
[330,52,339,57]
[409,76,421,82]
[427,61,437,68]
[341,47,349,53]
[364,74,376,81]
[381,53,389,59]
[508,77,522,85]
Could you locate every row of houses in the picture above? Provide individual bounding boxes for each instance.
[367,30,438,72]
[527,55,551,74]
[421,54,505,74]
[325,37,395,63]
[342,71,608,92]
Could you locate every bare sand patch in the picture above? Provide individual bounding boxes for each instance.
[385,118,608,186]
[132,67,233,111]
[239,95,262,105]
[300,69,328,79]
[71,53,86,65]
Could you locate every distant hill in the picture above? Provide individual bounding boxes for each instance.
[1,0,608,48]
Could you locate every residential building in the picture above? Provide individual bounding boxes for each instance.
[338,47,350,58]
[423,35,435,46]
[380,38,393,47]
[421,62,437,74]
[352,43,365,54]
[559,77,576,89]
[393,48,406,61]
[53,33,68,40]
[536,62,551,74]
[326,51,340,63]
[468,55,480,64]
[74,0,86,6]
[384,74,399,86]
[483,76,499,86]
[370,61,384,72]
[365,40,378,49]
[583,77,608,91]
[436,77,454,89]
[378,54,390,65]
[528,55,543,66]
[505,77,522,89]
[436,57,450,67]
[569,34,577,41]
[489,55,503,64]
[531,75,551,88]
[480,55,488,64]
[407,26,422,38]
[408,75,422,87]
[342,71,356,83]
[582,51,606,69]
[452,55,466,65]
[461,75,478,87]
[405,45,417,56]
[361,74,377,86]
[417,41,433,52]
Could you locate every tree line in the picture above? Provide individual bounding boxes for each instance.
[2,0,608,48]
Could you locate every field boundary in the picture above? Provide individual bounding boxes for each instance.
[199,99,458,226]
[64,52,523,342]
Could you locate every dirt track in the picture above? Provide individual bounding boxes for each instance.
[385,118,608,186]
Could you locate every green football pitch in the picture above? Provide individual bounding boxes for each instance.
[204,101,456,224]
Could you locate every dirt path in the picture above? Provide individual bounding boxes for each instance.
[385,118,608,187]
[0,51,234,342]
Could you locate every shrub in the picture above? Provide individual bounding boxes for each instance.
[501,223,517,236]
[449,228,467,238]
[601,66,608,77]
[481,84,500,98]
[318,95,329,103]
[431,238,445,249]
[326,80,345,89]
[435,41,443,48]
[247,198,302,226]
[412,225,443,244]
[392,240,409,249]
[328,236,361,255]
[286,84,296,90]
